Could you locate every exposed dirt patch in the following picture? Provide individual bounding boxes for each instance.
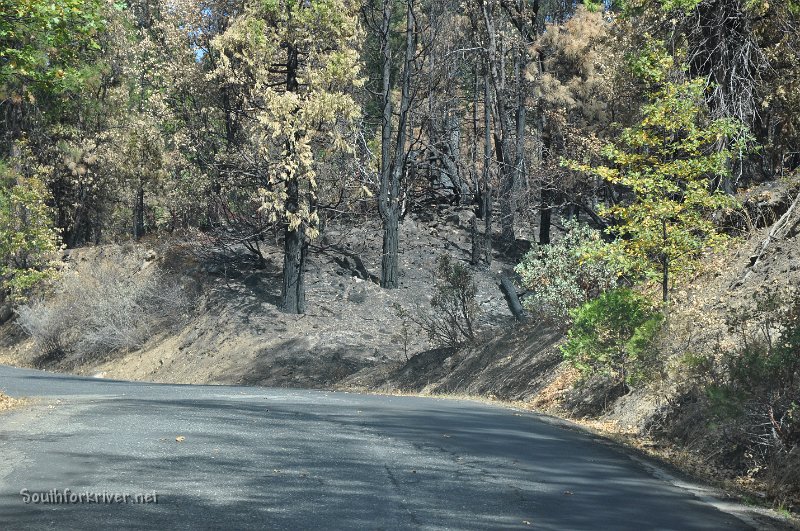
[2,208,524,389]
[342,321,569,402]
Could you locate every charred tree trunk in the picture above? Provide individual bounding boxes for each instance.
[382,214,399,287]
[539,187,552,245]
[511,50,527,239]
[539,126,559,245]
[482,2,516,244]
[483,185,492,266]
[133,185,145,240]
[280,42,307,314]
[282,177,307,314]
[500,275,525,321]
[378,0,397,289]
[482,72,493,266]
[473,72,493,266]
[471,216,481,265]
[444,111,465,204]
[379,0,416,289]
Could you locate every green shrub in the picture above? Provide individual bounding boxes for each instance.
[562,288,663,389]
[515,220,620,325]
[0,155,61,300]
[707,287,800,454]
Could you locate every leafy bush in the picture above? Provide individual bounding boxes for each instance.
[562,288,663,389]
[420,255,479,347]
[694,287,800,456]
[515,220,620,325]
[17,249,189,361]
[0,154,61,300]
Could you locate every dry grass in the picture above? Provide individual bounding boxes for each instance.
[17,247,191,362]
[0,392,22,412]
[530,366,579,412]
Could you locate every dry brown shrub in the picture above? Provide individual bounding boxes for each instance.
[17,247,190,361]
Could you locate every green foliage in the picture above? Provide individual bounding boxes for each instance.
[618,0,703,16]
[582,0,604,12]
[562,288,663,388]
[567,71,752,302]
[0,0,105,92]
[709,288,799,446]
[0,155,61,299]
[515,220,621,324]
[627,41,673,85]
[659,0,703,13]
[421,255,479,347]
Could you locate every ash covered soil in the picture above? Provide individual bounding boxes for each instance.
[1,206,545,391]
[1,180,798,411]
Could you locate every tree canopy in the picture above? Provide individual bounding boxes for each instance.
[0,0,797,310]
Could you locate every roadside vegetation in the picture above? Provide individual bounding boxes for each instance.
[16,248,191,363]
[1,0,799,517]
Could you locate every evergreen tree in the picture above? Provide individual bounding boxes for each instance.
[212,0,363,314]
[568,66,751,303]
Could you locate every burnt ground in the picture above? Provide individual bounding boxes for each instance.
[3,178,798,407]
[2,180,800,522]
[0,206,545,390]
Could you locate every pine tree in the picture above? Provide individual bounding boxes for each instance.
[212,0,363,314]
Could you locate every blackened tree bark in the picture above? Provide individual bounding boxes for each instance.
[539,187,552,244]
[500,275,526,321]
[282,176,307,314]
[481,1,516,243]
[481,0,541,245]
[133,185,145,240]
[281,42,307,314]
[379,0,416,289]
[538,124,562,245]
[513,49,527,239]
[473,71,493,266]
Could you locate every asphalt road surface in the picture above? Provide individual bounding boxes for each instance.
[0,365,765,530]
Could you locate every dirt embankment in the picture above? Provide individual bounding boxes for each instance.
[342,321,567,400]
[3,180,799,520]
[0,207,528,388]
[3,180,796,413]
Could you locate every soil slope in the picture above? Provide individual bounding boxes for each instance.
[0,207,526,388]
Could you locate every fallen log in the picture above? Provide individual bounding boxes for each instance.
[499,275,526,322]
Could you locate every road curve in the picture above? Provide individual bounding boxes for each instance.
[0,365,754,530]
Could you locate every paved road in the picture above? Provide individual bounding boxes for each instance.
[0,365,756,530]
